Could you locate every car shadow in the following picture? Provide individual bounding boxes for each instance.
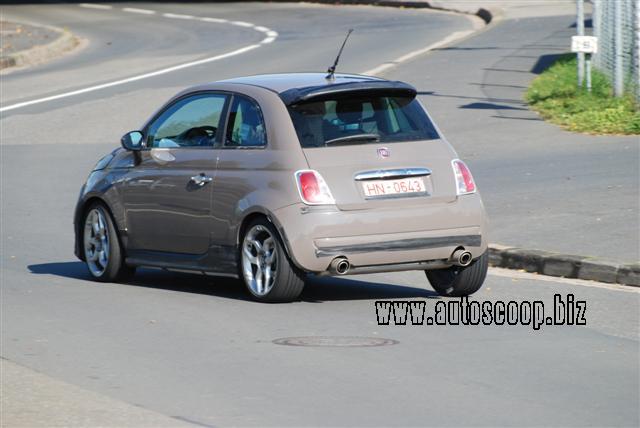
[28,261,92,280]
[27,262,439,302]
[459,102,527,111]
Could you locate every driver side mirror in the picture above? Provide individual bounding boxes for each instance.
[121,131,144,151]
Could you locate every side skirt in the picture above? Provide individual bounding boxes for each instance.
[125,245,239,278]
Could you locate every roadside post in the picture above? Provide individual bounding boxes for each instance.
[571,35,598,92]
[613,0,624,96]
[576,0,585,87]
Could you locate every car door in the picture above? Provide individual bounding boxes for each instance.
[121,92,229,254]
[210,94,269,249]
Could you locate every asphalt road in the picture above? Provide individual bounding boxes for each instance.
[1,2,639,427]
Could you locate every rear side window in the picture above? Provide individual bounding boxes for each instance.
[288,95,439,148]
[225,96,267,147]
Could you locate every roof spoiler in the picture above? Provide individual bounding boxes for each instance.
[280,80,418,106]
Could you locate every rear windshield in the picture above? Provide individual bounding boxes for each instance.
[288,95,439,148]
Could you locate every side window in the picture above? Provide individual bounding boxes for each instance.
[146,94,227,148]
[225,96,267,147]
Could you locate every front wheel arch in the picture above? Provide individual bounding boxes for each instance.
[80,200,135,281]
[77,197,124,261]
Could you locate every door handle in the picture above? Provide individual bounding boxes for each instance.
[190,173,213,187]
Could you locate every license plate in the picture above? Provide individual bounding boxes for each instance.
[361,177,426,198]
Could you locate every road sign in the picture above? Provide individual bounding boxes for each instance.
[571,36,598,54]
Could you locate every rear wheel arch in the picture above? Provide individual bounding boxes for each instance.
[239,216,305,302]
[237,210,301,271]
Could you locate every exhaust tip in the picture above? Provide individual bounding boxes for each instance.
[459,251,472,266]
[336,259,350,275]
[450,249,473,267]
[330,257,351,275]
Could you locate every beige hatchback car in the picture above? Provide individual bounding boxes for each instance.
[74,73,488,302]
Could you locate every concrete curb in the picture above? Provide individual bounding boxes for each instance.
[488,244,640,287]
[0,22,79,71]
[265,0,494,24]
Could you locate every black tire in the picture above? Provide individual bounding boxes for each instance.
[426,251,488,297]
[82,202,135,282]
[239,218,305,303]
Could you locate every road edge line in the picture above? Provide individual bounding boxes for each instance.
[361,29,475,76]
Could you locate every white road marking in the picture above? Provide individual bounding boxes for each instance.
[231,21,254,28]
[362,30,474,76]
[489,267,639,293]
[0,6,279,113]
[0,44,261,113]
[362,12,483,77]
[200,17,228,23]
[162,13,194,20]
[79,3,112,10]
[122,8,156,15]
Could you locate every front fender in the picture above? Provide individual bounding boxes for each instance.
[73,168,127,260]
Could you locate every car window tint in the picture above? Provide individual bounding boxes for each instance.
[225,96,267,147]
[288,95,439,148]
[147,94,227,148]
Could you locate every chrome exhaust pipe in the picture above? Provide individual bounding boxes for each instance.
[330,257,351,275]
[450,249,473,267]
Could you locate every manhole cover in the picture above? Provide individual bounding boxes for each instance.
[272,336,398,347]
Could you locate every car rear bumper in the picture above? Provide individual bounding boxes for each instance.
[273,193,488,273]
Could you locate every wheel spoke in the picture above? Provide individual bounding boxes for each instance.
[264,238,276,263]
[264,266,272,288]
[97,211,105,230]
[92,220,101,236]
[98,249,108,266]
[255,268,263,294]
[243,241,258,264]
[265,250,276,264]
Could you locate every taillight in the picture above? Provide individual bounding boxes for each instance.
[452,159,476,195]
[295,170,335,205]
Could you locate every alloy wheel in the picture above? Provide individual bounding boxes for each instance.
[83,208,110,277]
[242,225,278,296]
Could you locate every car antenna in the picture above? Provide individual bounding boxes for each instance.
[326,29,354,80]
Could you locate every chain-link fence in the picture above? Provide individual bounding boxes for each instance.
[592,0,640,101]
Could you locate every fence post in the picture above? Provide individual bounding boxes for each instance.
[577,0,585,88]
[614,0,624,97]
[586,54,592,92]
[635,0,640,101]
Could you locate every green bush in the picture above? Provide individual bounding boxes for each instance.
[525,55,640,135]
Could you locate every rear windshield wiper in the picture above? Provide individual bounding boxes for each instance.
[324,133,380,146]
